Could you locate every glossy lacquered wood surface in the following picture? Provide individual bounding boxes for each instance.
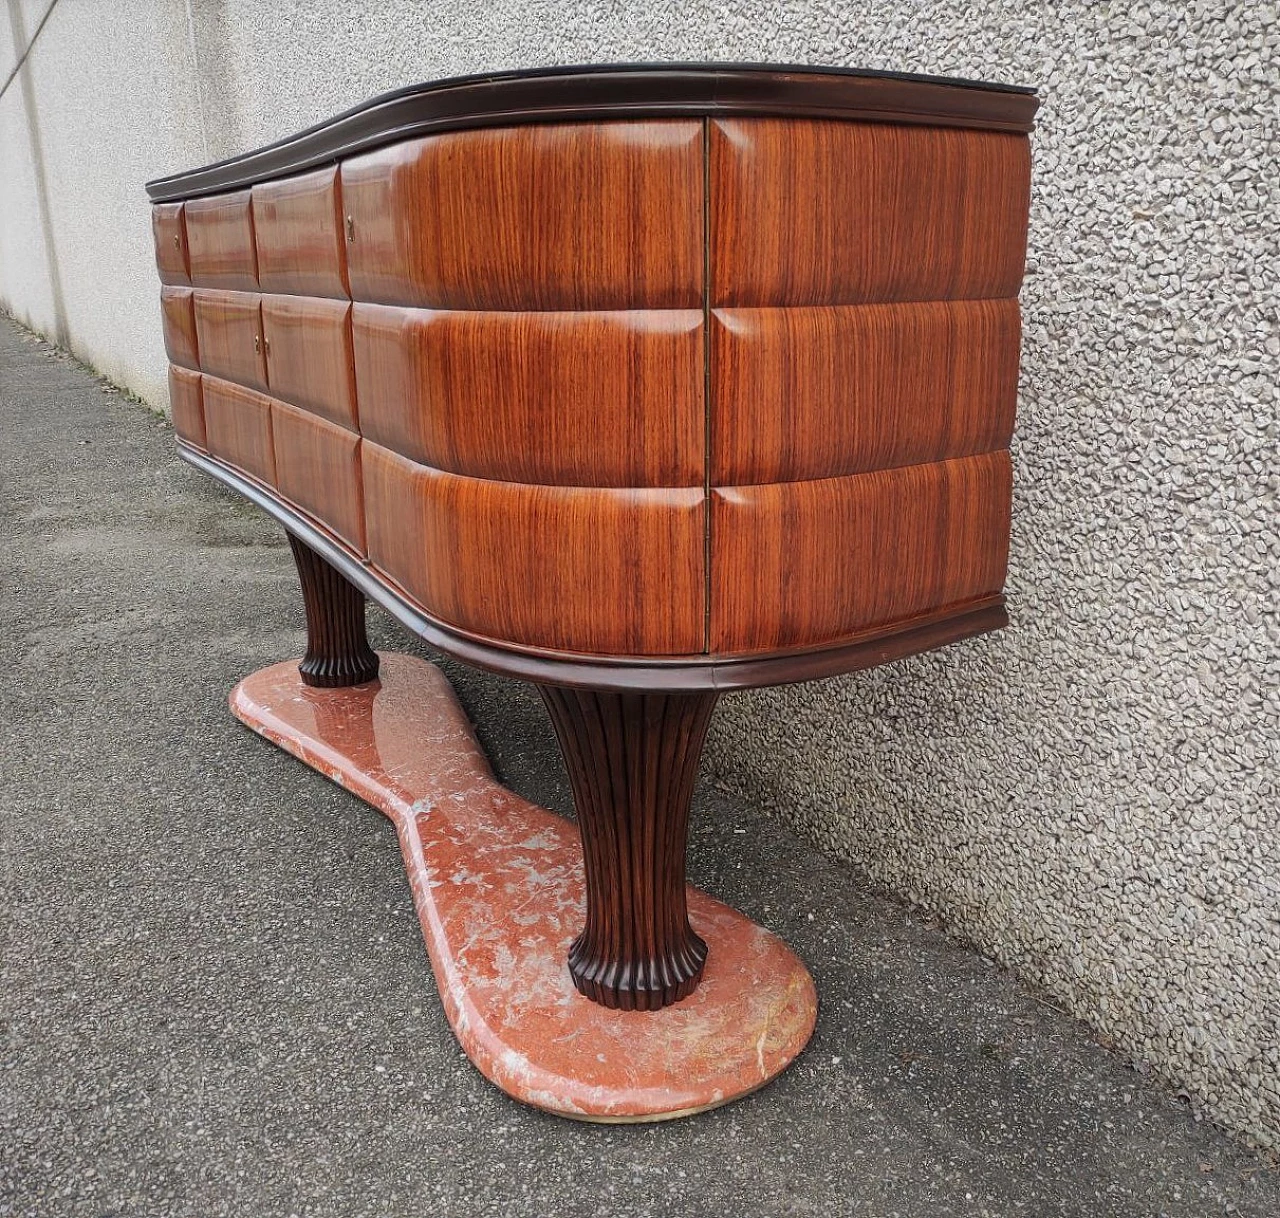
[341,122,704,310]
[185,190,259,291]
[252,167,349,298]
[362,443,705,655]
[352,305,704,486]
[193,290,267,391]
[261,295,358,430]
[711,299,1020,484]
[167,365,205,450]
[711,451,1012,653]
[711,119,1030,307]
[159,286,198,370]
[272,399,365,553]
[152,202,190,285]
[201,376,276,488]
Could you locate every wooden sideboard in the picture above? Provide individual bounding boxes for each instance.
[148,64,1036,1049]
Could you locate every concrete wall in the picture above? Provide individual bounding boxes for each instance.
[2,0,1275,1147]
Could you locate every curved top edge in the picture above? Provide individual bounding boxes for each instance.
[146,61,1039,201]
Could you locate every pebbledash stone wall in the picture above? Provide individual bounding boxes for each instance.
[1,0,1276,1146]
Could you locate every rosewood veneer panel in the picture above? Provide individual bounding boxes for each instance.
[711,119,1030,307]
[185,190,259,291]
[261,295,357,430]
[272,399,365,552]
[193,290,267,391]
[151,202,190,286]
[341,121,704,310]
[352,305,704,486]
[202,376,276,487]
[712,299,1020,484]
[362,443,705,654]
[168,365,206,450]
[253,167,350,298]
[711,451,1012,653]
[159,286,198,371]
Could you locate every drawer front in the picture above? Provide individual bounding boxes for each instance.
[711,299,1019,484]
[261,295,356,430]
[342,121,704,310]
[202,376,276,487]
[152,203,190,286]
[168,366,205,449]
[194,290,267,391]
[711,451,1012,654]
[352,305,704,486]
[711,119,1030,307]
[362,442,706,655]
[186,190,259,290]
[272,400,365,552]
[253,167,349,298]
[159,286,199,370]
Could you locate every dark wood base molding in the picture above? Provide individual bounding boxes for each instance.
[287,532,380,687]
[539,685,718,1010]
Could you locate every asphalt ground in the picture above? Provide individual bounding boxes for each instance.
[2,315,1277,1216]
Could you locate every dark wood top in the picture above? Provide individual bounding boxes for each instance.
[146,62,1038,201]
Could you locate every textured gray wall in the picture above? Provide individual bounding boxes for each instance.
[1,0,1275,1147]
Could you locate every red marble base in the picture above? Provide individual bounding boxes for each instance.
[230,653,817,1121]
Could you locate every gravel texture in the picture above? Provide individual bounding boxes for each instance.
[4,312,1280,1218]
[1,0,1277,1149]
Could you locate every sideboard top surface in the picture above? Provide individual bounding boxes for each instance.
[146,62,1038,201]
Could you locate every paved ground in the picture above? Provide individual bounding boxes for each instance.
[1,313,1276,1218]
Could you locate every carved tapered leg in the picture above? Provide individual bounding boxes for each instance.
[538,685,718,1011]
[287,533,380,688]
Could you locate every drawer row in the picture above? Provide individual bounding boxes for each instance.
[171,368,1011,657]
[162,289,1019,487]
[153,119,1029,309]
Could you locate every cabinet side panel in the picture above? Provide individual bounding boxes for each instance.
[711,452,1012,653]
[711,299,1019,483]
[352,305,704,486]
[271,400,366,553]
[186,190,260,291]
[362,443,706,655]
[202,376,276,487]
[253,167,350,298]
[152,202,190,286]
[193,290,266,391]
[710,119,1030,307]
[261,295,357,430]
[341,122,704,310]
[160,286,199,371]
[168,365,206,450]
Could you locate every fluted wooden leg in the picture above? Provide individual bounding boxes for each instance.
[538,685,718,1011]
[287,533,380,688]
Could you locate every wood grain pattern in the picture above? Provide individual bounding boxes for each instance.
[539,685,716,1009]
[272,400,365,553]
[151,202,190,286]
[167,365,205,449]
[261,295,357,430]
[351,304,704,486]
[253,167,350,298]
[201,376,276,487]
[711,451,1012,653]
[362,442,705,654]
[711,299,1020,484]
[341,121,704,309]
[193,290,267,391]
[711,119,1030,307]
[286,534,379,687]
[185,190,259,290]
[159,286,199,371]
